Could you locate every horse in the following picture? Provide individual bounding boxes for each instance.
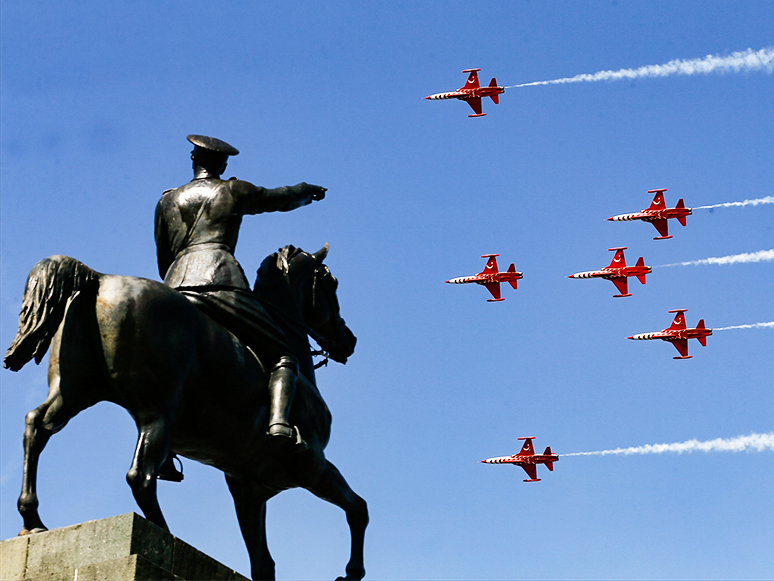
[3,244,368,581]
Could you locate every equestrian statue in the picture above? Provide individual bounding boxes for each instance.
[3,135,368,581]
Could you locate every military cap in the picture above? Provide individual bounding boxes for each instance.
[187,134,240,156]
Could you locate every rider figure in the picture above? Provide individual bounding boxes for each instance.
[154,135,326,470]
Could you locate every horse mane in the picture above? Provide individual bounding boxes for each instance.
[254,245,309,289]
[275,244,305,275]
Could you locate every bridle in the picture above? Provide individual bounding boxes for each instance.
[259,255,339,370]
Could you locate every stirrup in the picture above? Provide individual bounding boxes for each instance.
[267,423,308,450]
[157,454,184,482]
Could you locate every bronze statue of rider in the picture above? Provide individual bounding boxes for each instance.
[154,135,326,470]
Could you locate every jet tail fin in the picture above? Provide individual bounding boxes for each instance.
[543,448,555,471]
[676,199,688,226]
[697,319,708,346]
[489,78,500,104]
[507,263,519,289]
[636,257,647,284]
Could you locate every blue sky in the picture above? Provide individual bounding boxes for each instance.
[1,2,772,579]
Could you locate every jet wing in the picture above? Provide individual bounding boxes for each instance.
[651,219,670,238]
[519,463,538,481]
[484,282,502,301]
[668,311,687,330]
[466,97,483,116]
[648,190,667,210]
[462,69,481,89]
[608,248,627,268]
[671,339,689,358]
[481,255,499,275]
[611,277,629,296]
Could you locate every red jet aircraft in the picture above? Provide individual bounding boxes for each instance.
[608,189,692,240]
[568,247,651,297]
[425,68,505,117]
[446,254,522,302]
[481,437,558,482]
[628,309,712,359]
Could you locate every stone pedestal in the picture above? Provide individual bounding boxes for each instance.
[0,512,248,580]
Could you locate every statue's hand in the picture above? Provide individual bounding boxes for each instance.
[309,184,326,201]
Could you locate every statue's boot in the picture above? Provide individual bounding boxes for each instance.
[157,453,184,482]
[267,356,306,451]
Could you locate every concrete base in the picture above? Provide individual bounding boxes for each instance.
[0,512,248,580]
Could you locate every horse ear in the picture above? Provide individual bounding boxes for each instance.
[313,242,329,264]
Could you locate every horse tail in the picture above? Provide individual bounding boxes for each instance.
[4,255,99,371]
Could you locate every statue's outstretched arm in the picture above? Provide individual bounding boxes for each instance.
[234,180,326,215]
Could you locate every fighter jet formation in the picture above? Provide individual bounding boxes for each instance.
[428,68,757,481]
[447,188,709,364]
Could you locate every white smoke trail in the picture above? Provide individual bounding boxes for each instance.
[506,47,774,88]
[564,433,774,457]
[714,322,774,331]
[694,196,774,210]
[657,249,774,268]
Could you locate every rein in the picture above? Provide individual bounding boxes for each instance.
[257,246,338,371]
[258,296,331,370]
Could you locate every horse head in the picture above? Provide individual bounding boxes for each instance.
[255,244,356,366]
[306,244,356,364]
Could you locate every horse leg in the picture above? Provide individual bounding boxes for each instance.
[18,384,75,535]
[126,415,173,530]
[225,474,277,581]
[308,461,368,581]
